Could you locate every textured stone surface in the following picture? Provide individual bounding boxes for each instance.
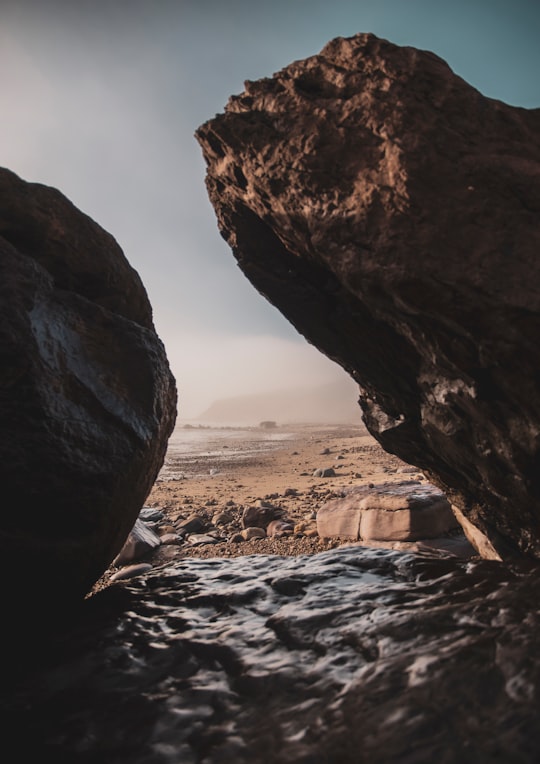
[317,480,458,541]
[5,548,540,763]
[196,33,540,560]
[0,167,177,615]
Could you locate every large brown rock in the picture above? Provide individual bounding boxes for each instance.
[317,481,458,542]
[196,33,540,560]
[0,168,177,615]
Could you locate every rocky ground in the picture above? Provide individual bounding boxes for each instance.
[93,423,470,593]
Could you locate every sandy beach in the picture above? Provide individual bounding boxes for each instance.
[151,422,417,557]
[92,421,457,594]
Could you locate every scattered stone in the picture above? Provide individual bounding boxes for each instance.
[160,533,181,545]
[113,519,162,567]
[212,511,233,526]
[158,524,177,536]
[242,504,279,529]
[313,468,336,478]
[294,521,318,537]
[139,507,165,523]
[188,534,219,546]
[284,488,299,496]
[141,521,160,533]
[240,527,266,541]
[267,520,294,538]
[255,498,279,509]
[109,563,153,582]
[320,448,331,455]
[176,514,207,535]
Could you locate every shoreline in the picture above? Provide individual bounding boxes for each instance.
[93,422,472,593]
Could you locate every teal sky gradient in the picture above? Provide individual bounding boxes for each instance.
[2,1,539,417]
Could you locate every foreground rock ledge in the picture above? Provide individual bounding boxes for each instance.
[196,33,540,560]
[0,168,177,615]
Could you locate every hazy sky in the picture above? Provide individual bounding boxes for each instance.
[2,0,539,418]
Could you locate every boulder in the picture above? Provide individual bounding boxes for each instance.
[241,527,266,540]
[241,503,280,529]
[113,519,162,567]
[176,514,208,535]
[266,519,294,537]
[196,33,540,560]
[0,168,177,616]
[317,481,458,542]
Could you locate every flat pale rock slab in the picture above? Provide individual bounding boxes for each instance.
[317,481,458,542]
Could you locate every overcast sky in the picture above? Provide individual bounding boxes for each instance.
[2,0,539,419]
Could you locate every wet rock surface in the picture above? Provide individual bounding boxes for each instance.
[4,547,540,763]
[196,33,540,560]
[0,167,177,615]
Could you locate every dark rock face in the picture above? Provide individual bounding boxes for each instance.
[4,548,540,762]
[196,33,540,560]
[0,168,177,613]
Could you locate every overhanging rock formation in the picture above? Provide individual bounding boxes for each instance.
[196,33,540,561]
[0,168,177,616]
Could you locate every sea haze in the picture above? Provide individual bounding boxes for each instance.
[190,376,363,427]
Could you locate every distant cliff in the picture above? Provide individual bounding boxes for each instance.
[194,377,364,425]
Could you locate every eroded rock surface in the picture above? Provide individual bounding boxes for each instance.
[196,33,540,560]
[4,548,540,762]
[0,167,177,615]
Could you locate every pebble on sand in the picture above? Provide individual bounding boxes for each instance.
[313,468,336,478]
[188,534,219,546]
[241,527,266,541]
[109,563,153,582]
[267,520,294,538]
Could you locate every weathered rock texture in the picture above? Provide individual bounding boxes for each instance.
[196,33,540,560]
[5,548,540,762]
[0,168,177,614]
